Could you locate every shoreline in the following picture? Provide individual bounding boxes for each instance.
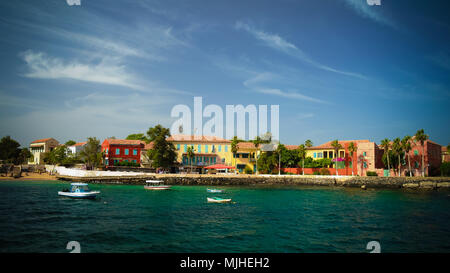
[54,174,450,190]
[0,173,58,181]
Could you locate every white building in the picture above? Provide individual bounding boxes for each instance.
[67,142,87,156]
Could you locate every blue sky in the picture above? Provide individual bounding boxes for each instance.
[0,0,449,147]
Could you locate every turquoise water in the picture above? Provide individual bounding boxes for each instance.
[0,180,449,253]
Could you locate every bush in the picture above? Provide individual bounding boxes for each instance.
[114,161,140,167]
[244,165,253,174]
[441,162,450,177]
[367,171,378,176]
[313,170,320,175]
[319,168,331,175]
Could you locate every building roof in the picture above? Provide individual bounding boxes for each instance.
[285,145,299,150]
[237,142,256,149]
[308,140,370,150]
[71,142,87,147]
[143,142,154,150]
[167,134,231,143]
[104,139,145,146]
[30,138,55,144]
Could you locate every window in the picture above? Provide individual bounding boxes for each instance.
[340,151,345,158]
[184,144,187,152]
[132,160,136,163]
[318,152,323,158]
[222,158,225,163]
[414,150,419,156]
[218,145,222,152]
[242,153,249,158]
[125,149,129,155]
[198,144,201,153]
[415,161,419,168]
[177,144,180,150]
[314,152,317,158]
[133,149,137,156]
[324,151,328,158]
[116,148,120,155]
[363,152,367,156]
[212,145,215,152]
[205,145,209,153]
[329,151,334,158]
[105,159,109,165]
[225,145,228,152]
[363,162,367,168]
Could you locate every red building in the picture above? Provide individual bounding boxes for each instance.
[101,139,144,167]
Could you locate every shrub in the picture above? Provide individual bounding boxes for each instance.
[244,165,253,174]
[114,161,140,167]
[319,168,331,175]
[367,171,378,176]
[313,170,320,175]
[441,162,450,177]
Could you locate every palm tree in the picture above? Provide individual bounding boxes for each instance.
[380,139,391,176]
[305,139,313,148]
[414,129,429,177]
[402,136,412,177]
[186,146,195,173]
[231,136,239,174]
[252,136,262,175]
[348,142,356,176]
[392,138,403,176]
[331,140,342,176]
[297,144,306,175]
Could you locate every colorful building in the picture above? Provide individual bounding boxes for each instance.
[28,138,59,165]
[234,142,258,173]
[443,146,450,163]
[101,139,144,167]
[167,135,232,171]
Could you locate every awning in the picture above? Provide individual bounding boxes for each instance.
[204,164,235,169]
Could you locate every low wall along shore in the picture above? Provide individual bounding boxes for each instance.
[56,172,450,190]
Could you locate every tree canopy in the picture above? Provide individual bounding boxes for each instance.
[146,125,176,169]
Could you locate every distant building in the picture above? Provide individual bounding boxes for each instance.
[235,142,258,173]
[67,142,87,155]
[101,139,144,167]
[442,146,450,163]
[28,138,60,165]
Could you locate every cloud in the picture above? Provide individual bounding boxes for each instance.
[243,72,328,104]
[342,0,397,29]
[20,50,144,90]
[235,22,367,79]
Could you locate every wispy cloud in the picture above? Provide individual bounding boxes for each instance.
[243,72,329,104]
[235,22,367,79]
[342,0,397,29]
[20,50,143,90]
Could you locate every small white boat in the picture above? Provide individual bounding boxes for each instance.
[207,188,223,193]
[58,183,100,199]
[144,180,171,190]
[207,197,232,203]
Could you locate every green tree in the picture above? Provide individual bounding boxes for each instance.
[414,129,429,177]
[231,136,240,173]
[380,138,391,175]
[65,140,76,146]
[17,148,33,165]
[330,140,342,176]
[0,136,21,163]
[305,139,313,148]
[79,137,102,170]
[126,133,150,143]
[146,125,176,170]
[391,138,403,176]
[297,144,307,175]
[186,146,195,173]
[348,142,356,176]
[252,136,264,175]
[402,136,412,177]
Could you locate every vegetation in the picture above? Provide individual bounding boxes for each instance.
[347,142,356,176]
[401,136,412,177]
[391,138,403,176]
[186,146,195,173]
[65,140,76,146]
[367,171,378,176]
[114,161,140,167]
[305,140,313,148]
[244,165,253,174]
[146,125,177,170]
[441,162,450,177]
[330,140,342,176]
[0,136,33,165]
[380,138,391,175]
[297,144,306,175]
[414,129,429,177]
[126,133,150,143]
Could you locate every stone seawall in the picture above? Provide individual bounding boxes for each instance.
[56,174,450,190]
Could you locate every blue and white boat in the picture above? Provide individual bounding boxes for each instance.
[207,188,223,193]
[58,183,100,199]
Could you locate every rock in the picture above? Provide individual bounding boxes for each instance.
[419,181,437,189]
[403,183,419,189]
[437,182,450,188]
[361,185,366,190]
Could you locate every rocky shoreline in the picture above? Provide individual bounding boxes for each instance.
[56,174,450,190]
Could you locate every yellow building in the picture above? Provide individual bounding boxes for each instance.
[167,135,232,171]
[28,138,59,165]
[234,142,258,173]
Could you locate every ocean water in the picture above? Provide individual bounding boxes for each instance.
[0,180,449,253]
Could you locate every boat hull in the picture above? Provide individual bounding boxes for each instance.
[144,185,171,190]
[207,197,232,203]
[207,189,223,193]
[58,191,100,199]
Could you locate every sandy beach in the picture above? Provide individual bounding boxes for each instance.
[0,172,58,181]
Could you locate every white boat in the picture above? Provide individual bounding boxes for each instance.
[58,183,100,199]
[207,197,232,203]
[207,188,224,193]
[144,180,171,190]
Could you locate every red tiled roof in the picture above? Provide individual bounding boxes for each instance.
[442,146,448,153]
[308,140,370,150]
[31,138,54,144]
[72,142,87,147]
[105,139,145,146]
[237,142,256,149]
[285,145,299,150]
[167,134,231,143]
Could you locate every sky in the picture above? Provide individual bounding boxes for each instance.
[0,0,449,147]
